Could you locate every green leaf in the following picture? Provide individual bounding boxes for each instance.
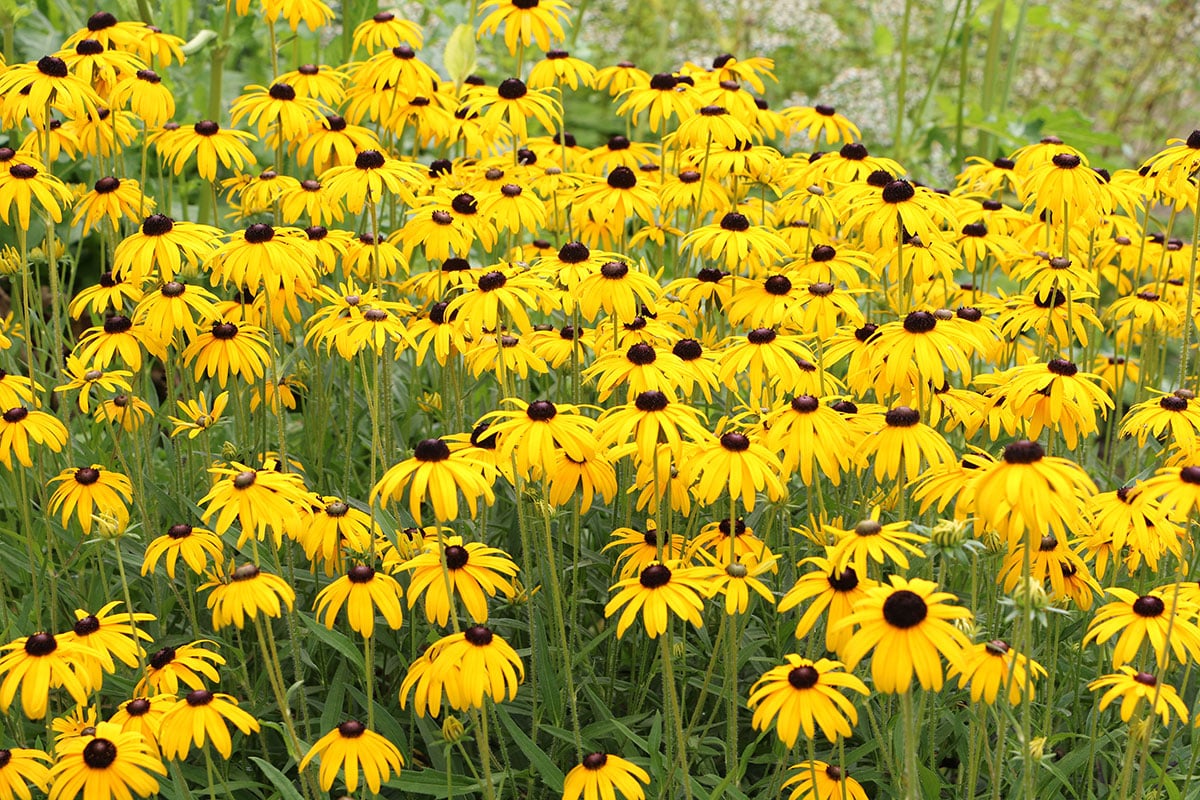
[182,29,218,55]
[443,23,477,87]
[300,614,365,674]
[250,757,304,800]
[388,767,483,797]
[493,705,565,791]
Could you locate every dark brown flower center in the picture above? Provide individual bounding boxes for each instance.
[186,689,214,706]
[640,564,671,588]
[82,739,118,769]
[25,632,57,656]
[413,438,451,462]
[720,212,750,232]
[464,625,494,645]
[2,407,29,423]
[720,432,750,451]
[1132,595,1165,617]
[348,564,375,583]
[1003,440,1044,464]
[527,400,557,421]
[885,407,920,427]
[582,752,608,769]
[787,665,819,689]
[75,467,101,485]
[882,589,928,628]
[338,719,367,737]
[73,615,101,636]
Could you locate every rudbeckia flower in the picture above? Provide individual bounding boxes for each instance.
[158,690,260,759]
[826,515,928,579]
[181,321,273,388]
[321,149,422,214]
[397,536,518,626]
[313,565,404,638]
[352,11,424,53]
[0,746,51,798]
[778,554,875,654]
[781,761,869,800]
[111,213,221,284]
[681,212,788,276]
[835,575,972,693]
[142,524,225,578]
[480,399,598,478]
[950,640,1046,706]
[854,406,955,483]
[299,720,404,794]
[47,465,132,535]
[690,428,786,511]
[0,406,69,469]
[201,562,296,631]
[48,722,166,800]
[400,625,523,713]
[573,259,661,325]
[230,82,324,141]
[477,0,571,54]
[616,73,697,132]
[746,656,868,745]
[371,438,495,524]
[199,462,309,547]
[109,68,175,128]
[562,753,650,800]
[783,104,861,145]
[0,162,73,229]
[136,641,224,696]
[0,56,102,127]
[1084,587,1200,668]
[1088,668,1188,726]
[0,632,89,720]
[604,561,711,638]
[62,602,154,693]
[157,121,258,182]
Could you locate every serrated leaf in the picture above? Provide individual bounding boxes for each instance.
[443,23,477,87]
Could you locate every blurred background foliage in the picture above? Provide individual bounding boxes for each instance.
[2,0,1198,183]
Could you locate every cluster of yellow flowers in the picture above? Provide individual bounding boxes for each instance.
[2,0,1200,798]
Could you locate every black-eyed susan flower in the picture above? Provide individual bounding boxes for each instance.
[136,642,224,696]
[47,465,132,535]
[746,656,868,745]
[0,746,51,798]
[992,357,1113,450]
[1121,390,1200,451]
[871,311,973,397]
[94,394,153,433]
[763,395,852,485]
[836,575,972,693]
[158,690,259,760]
[76,315,162,371]
[703,557,777,615]
[132,280,222,344]
[158,121,257,182]
[62,602,154,693]
[167,391,228,439]
[111,214,221,283]
[199,462,308,547]
[1083,588,1200,668]
[0,56,102,127]
[716,328,816,409]
[691,428,785,511]
[0,632,89,720]
[1089,668,1188,725]
[969,439,1096,547]
[605,561,711,638]
[48,722,166,800]
[181,321,273,389]
[0,370,39,409]
[201,562,296,631]
[778,554,875,655]
[70,176,145,235]
[562,753,650,800]
[827,515,928,579]
[604,522,689,580]
[321,150,421,215]
[0,162,73,229]
[0,407,69,470]
[401,626,523,713]
[682,211,788,276]
[854,406,955,484]
[230,82,323,141]
[573,259,661,325]
[950,640,1046,706]
[299,720,404,794]
[481,399,598,478]
[142,524,224,579]
[1020,151,1106,221]
[784,104,861,145]
[371,438,495,524]
[397,536,518,626]
[477,0,570,54]
[54,358,132,415]
[781,761,869,800]
[545,448,618,512]
[313,564,403,638]
[109,695,174,757]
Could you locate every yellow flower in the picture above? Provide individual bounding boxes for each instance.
[747,656,868,745]
[299,720,404,794]
[157,690,259,759]
[562,753,650,800]
[313,565,404,638]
